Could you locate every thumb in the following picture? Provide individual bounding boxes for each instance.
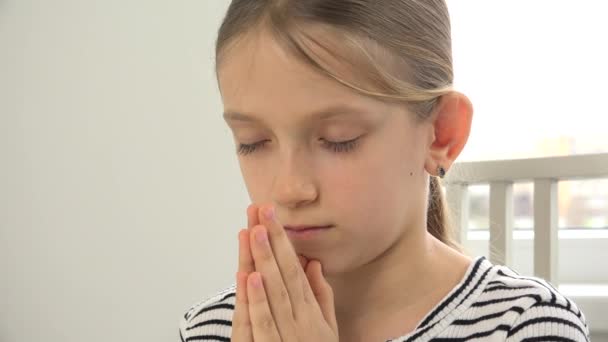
[305,260,338,332]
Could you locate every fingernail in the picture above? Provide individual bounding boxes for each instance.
[255,228,268,245]
[264,207,275,221]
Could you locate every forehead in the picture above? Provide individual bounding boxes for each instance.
[217,28,392,125]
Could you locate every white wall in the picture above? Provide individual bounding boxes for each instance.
[0,1,245,341]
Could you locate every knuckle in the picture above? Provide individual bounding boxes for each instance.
[278,286,290,303]
[258,314,275,331]
[285,262,300,280]
[259,247,273,261]
[302,284,314,304]
[232,312,252,329]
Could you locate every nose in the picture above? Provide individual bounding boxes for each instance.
[271,150,318,209]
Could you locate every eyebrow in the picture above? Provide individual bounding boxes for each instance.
[223,105,373,124]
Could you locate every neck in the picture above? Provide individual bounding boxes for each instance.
[326,229,471,335]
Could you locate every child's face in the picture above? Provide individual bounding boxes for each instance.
[218,30,435,275]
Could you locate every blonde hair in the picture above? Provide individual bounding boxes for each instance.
[216,0,463,252]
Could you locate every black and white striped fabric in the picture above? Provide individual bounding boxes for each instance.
[178,256,590,341]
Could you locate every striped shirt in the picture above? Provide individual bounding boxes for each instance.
[178,256,590,341]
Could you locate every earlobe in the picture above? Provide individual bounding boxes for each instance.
[424,158,452,178]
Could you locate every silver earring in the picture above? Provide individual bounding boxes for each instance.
[437,166,446,178]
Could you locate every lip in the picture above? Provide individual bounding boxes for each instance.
[284,225,332,231]
[285,225,333,240]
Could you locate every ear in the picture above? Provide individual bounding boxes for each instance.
[424,91,474,176]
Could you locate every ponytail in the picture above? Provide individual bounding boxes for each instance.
[427,175,463,252]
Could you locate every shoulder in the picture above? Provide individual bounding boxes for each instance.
[179,284,236,341]
[482,264,590,341]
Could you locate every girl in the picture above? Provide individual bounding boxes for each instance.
[179,1,590,341]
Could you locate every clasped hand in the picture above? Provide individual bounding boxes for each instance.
[231,203,340,342]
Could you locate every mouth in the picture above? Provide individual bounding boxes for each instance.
[284,225,333,231]
[284,225,333,240]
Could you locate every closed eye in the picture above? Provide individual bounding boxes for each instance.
[236,137,361,156]
[320,137,360,153]
[236,140,268,156]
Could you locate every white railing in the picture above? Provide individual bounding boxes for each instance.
[443,152,608,333]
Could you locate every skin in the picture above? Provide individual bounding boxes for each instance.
[220,26,475,341]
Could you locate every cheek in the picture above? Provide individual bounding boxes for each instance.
[239,160,272,200]
[320,142,423,238]
[321,153,406,226]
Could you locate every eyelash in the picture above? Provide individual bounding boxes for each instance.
[237,137,360,156]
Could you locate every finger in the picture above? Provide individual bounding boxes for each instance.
[245,204,259,273]
[231,271,254,342]
[247,272,282,342]
[249,225,298,341]
[238,228,255,274]
[258,205,309,314]
[306,260,338,333]
[241,204,257,285]
[232,230,254,342]
[233,204,258,341]
[247,203,260,229]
